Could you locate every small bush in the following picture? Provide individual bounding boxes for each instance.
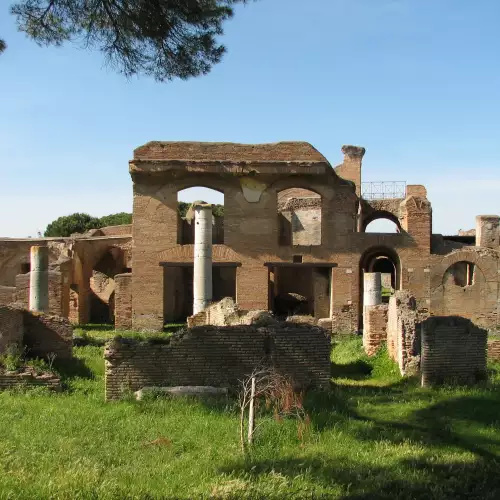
[0,344,24,372]
[25,358,51,376]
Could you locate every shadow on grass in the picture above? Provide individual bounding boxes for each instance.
[219,454,500,499]
[73,324,114,332]
[73,336,107,347]
[330,360,373,380]
[55,358,94,381]
[219,379,500,498]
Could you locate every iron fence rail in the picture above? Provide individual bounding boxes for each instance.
[361,181,406,200]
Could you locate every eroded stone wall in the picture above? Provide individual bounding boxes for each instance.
[363,304,388,356]
[0,286,15,306]
[488,339,500,361]
[23,312,73,360]
[386,291,425,375]
[114,273,132,330]
[421,316,487,387]
[104,324,331,400]
[0,306,23,354]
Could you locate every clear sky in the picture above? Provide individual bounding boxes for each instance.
[1,0,499,237]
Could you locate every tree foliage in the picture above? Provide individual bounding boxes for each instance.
[178,202,224,218]
[44,213,102,237]
[44,203,224,237]
[6,0,250,81]
[99,212,132,227]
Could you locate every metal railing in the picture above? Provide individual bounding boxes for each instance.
[361,181,406,200]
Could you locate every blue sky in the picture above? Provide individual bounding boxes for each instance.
[1,0,499,237]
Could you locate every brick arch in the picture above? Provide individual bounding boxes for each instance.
[277,187,321,203]
[362,210,402,232]
[157,244,240,263]
[176,183,225,195]
[431,249,499,289]
[86,242,129,270]
[268,178,330,200]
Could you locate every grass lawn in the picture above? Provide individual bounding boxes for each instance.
[1,328,500,499]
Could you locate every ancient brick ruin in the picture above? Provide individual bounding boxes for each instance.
[0,141,499,339]
[104,323,331,401]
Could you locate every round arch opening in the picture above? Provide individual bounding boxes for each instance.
[359,246,401,330]
[363,211,401,233]
[177,187,225,245]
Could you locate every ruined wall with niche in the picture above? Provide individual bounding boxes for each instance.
[277,191,322,247]
[430,247,499,328]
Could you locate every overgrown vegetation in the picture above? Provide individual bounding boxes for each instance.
[0,344,57,376]
[1,329,499,498]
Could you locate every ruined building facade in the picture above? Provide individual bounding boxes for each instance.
[1,141,499,333]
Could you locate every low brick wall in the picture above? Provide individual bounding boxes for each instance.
[0,306,23,354]
[488,339,500,361]
[0,286,16,306]
[0,373,61,391]
[114,273,132,330]
[421,316,487,387]
[363,305,388,356]
[105,324,331,400]
[23,312,73,360]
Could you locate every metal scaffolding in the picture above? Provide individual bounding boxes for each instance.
[361,181,406,200]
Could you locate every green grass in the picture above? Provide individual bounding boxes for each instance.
[1,330,500,499]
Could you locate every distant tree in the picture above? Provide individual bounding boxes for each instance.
[178,201,191,219]
[44,213,101,237]
[6,0,252,81]
[44,204,225,236]
[99,212,132,227]
[177,202,224,218]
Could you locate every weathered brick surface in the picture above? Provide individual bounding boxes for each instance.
[104,324,331,400]
[0,373,61,391]
[430,247,500,329]
[387,291,425,376]
[114,273,132,330]
[488,339,500,361]
[14,272,65,316]
[0,306,23,354]
[363,304,388,356]
[0,286,15,306]
[23,312,73,360]
[421,316,487,387]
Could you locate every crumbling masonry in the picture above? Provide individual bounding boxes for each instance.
[1,142,500,336]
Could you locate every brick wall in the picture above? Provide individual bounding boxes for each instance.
[14,272,65,316]
[488,339,500,361]
[0,306,23,354]
[0,286,15,306]
[0,373,61,391]
[331,267,356,334]
[421,316,487,387]
[104,324,331,400]
[363,304,388,356]
[115,273,132,330]
[99,225,133,236]
[23,312,73,360]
